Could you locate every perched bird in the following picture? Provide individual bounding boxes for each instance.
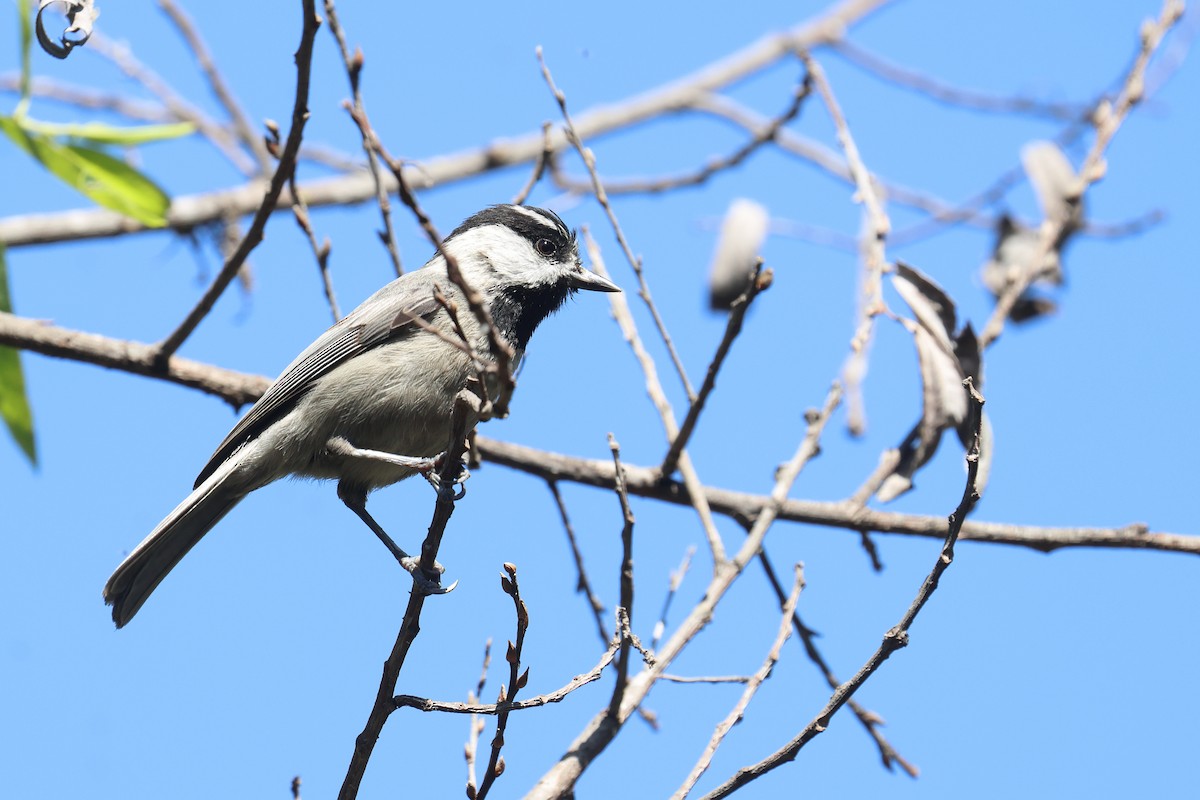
[104,204,619,627]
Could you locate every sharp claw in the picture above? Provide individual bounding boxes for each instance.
[422,459,470,493]
[400,556,452,595]
[419,578,459,596]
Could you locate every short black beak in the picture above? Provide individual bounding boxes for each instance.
[568,267,621,293]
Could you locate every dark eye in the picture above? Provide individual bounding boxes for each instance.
[534,238,557,257]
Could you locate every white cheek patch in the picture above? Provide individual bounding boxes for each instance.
[446,225,566,287]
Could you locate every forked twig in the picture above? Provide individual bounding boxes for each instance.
[338,394,476,800]
[155,1,321,361]
[324,0,404,276]
[700,381,984,799]
[583,231,727,564]
[538,47,696,402]
[673,564,806,798]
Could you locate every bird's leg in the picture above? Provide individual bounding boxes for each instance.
[326,436,440,473]
[336,482,453,595]
[325,436,469,497]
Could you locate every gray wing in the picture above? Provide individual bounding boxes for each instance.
[194,273,443,487]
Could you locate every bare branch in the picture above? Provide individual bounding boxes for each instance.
[583,231,727,565]
[551,77,812,196]
[86,33,257,176]
[476,564,531,800]
[525,383,843,799]
[673,564,805,799]
[752,544,914,774]
[155,5,322,361]
[0,73,172,121]
[0,0,889,249]
[158,0,271,173]
[338,393,476,800]
[396,635,621,716]
[548,481,609,648]
[2,312,1193,558]
[324,0,404,276]
[978,0,1185,348]
[512,122,554,205]
[802,52,891,437]
[605,436,637,720]
[831,38,1093,120]
[700,382,984,799]
[539,47,696,403]
[464,640,491,798]
[344,103,517,415]
[651,546,695,651]
[661,262,772,476]
[288,174,341,322]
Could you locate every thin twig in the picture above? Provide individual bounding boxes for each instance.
[396,634,621,715]
[85,33,258,175]
[802,52,891,437]
[548,480,609,648]
[606,435,637,720]
[513,122,555,204]
[978,0,1185,349]
[551,77,812,197]
[0,73,171,121]
[651,546,695,652]
[674,564,805,799]
[691,92,994,232]
[345,103,517,413]
[846,449,902,508]
[338,393,475,800]
[538,47,696,402]
[525,383,843,800]
[154,5,322,362]
[659,674,748,685]
[831,38,1092,120]
[464,639,492,799]
[661,262,772,476]
[324,0,404,276]
[583,231,727,565]
[476,564,530,800]
[752,543,915,775]
[287,171,341,322]
[158,0,272,173]
[700,381,983,799]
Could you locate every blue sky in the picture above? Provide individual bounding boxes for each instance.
[3,2,1198,798]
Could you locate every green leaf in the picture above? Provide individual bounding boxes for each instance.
[0,117,171,227]
[0,244,37,466]
[20,119,196,145]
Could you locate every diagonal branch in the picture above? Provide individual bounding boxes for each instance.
[700,381,984,799]
[977,0,1184,348]
[154,3,322,361]
[524,384,843,800]
[158,0,272,173]
[338,394,475,800]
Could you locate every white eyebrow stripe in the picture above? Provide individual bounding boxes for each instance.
[506,204,562,232]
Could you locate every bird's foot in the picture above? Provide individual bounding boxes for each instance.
[420,452,470,499]
[400,556,457,595]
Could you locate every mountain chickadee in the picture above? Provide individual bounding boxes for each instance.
[104,204,619,627]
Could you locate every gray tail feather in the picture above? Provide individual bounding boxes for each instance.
[104,458,246,628]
